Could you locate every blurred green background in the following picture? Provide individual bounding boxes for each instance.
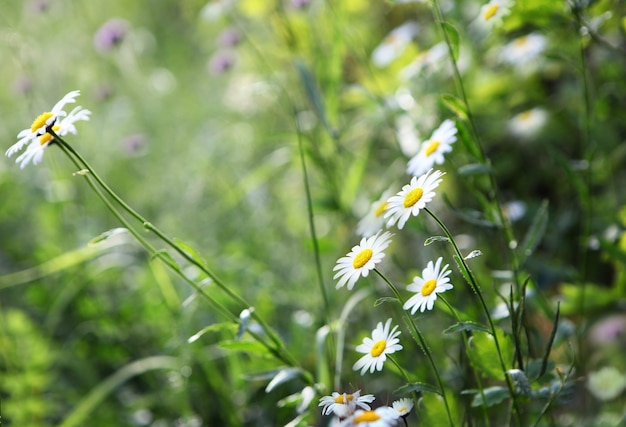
[1,0,626,426]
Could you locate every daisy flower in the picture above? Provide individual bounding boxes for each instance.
[7,90,82,157]
[7,91,91,169]
[371,21,419,68]
[507,108,548,140]
[384,169,444,230]
[477,0,513,26]
[11,105,91,169]
[333,231,393,290]
[400,42,448,80]
[403,257,453,314]
[499,33,547,66]
[391,398,414,418]
[407,119,457,177]
[319,390,375,418]
[353,318,402,375]
[356,190,394,238]
[341,406,400,427]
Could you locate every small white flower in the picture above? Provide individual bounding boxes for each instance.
[356,190,394,238]
[587,366,626,401]
[319,390,375,418]
[403,257,454,314]
[508,108,548,139]
[400,42,449,80]
[341,406,400,426]
[333,231,393,290]
[391,397,414,417]
[500,33,547,66]
[477,0,513,26]
[407,119,457,177]
[7,90,83,158]
[353,318,402,375]
[372,21,419,68]
[385,169,444,230]
[12,104,91,169]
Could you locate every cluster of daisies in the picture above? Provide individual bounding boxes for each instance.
[324,116,459,423]
[319,390,413,427]
[6,90,91,169]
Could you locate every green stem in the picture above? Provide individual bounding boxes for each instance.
[54,135,302,372]
[424,208,522,425]
[375,269,455,427]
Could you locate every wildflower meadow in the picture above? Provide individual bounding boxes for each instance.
[2,0,626,426]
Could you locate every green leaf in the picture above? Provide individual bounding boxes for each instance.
[150,249,182,274]
[424,235,450,246]
[374,296,399,306]
[87,228,128,246]
[537,302,560,379]
[295,61,334,137]
[468,329,514,380]
[173,238,208,268]
[419,392,459,426]
[188,323,236,344]
[443,321,491,335]
[457,163,493,176]
[463,386,509,407]
[441,94,468,121]
[441,22,460,61]
[265,367,303,393]
[518,200,549,265]
[395,382,441,395]
[559,282,616,315]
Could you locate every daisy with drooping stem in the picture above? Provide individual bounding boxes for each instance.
[333,231,393,290]
[6,90,91,168]
[384,169,444,230]
[341,406,400,427]
[353,318,402,375]
[356,190,394,238]
[319,390,375,418]
[404,257,454,314]
[407,119,457,177]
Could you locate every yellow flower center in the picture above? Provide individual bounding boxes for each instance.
[514,36,529,47]
[370,339,387,357]
[384,34,397,45]
[518,110,532,121]
[374,201,389,217]
[421,279,437,296]
[353,248,373,269]
[31,112,54,132]
[483,4,499,20]
[38,124,61,146]
[424,140,440,157]
[397,406,408,414]
[403,188,423,208]
[354,410,381,423]
[333,393,353,404]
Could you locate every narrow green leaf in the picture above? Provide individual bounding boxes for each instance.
[457,163,493,176]
[453,254,474,290]
[374,296,399,307]
[395,382,441,395]
[441,22,460,61]
[265,367,303,393]
[188,323,236,344]
[150,249,182,273]
[424,235,450,246]
[443,321,491,335]
[464,250,482,260]
[538,303,560,379]
[295,61,334,137]
[441,94,468,121]
[219,340,271,356]
[173,238,208,268]
[87,228,128,246]
[518,200,549,264]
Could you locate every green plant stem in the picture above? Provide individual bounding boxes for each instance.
[54,135,303,372]
[424,208,522,425]
[374,269,455,427]
[440,296,490,427]
[428,0,523,306]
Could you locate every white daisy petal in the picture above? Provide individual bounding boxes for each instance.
[333,231,393,290]
[384,169,444,229]
[407,119,457,176]
[352,318,403,375]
